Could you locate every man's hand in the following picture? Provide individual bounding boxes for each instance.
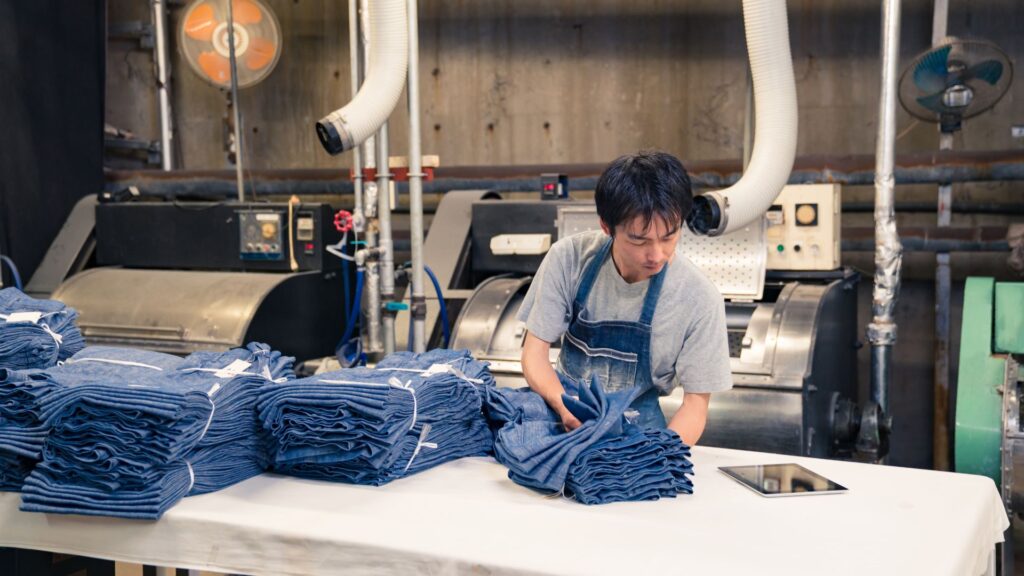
[522,332,585,430]
[667,392,711,445]
[558,408,583,432]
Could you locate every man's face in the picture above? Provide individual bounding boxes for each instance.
[601,214,681,283]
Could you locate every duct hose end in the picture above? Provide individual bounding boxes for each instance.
[686,192,728,237]
[315,114,355,155]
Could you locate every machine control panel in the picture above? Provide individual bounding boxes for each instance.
[765,184,841,271]
[239,211,284,260]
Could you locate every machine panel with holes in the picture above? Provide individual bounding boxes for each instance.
[765,184,841,271]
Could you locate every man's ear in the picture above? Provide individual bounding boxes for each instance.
[599,219,612,237]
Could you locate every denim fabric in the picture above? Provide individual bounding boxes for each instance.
[260,349,492,486]
[0,288,85,370]
[565,426,693,505]
[18,343,294,519]
[485,378,694,502]
[557,238,669,429]
[490,378,639,493]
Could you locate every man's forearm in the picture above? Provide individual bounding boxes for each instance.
[667,392,711,445]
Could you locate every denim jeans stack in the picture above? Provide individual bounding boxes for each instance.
[18,343,294,519]
[0,288,85,370]
[484,377,694,503]
[0,347,185,491]
[375,349,496,388]
[564,426,693,504]
[258,350,492,486]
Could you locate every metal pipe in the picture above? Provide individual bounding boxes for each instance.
[348,0,364,232]
[359,0,381,354]
[406,0,426,352]
[226,0,245,202]
[932,0,952,472]
[743,65,754,172]
[867,0,904,420]
[151,0,174,171]
[377,123,396,355]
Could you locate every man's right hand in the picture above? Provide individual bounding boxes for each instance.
[559,408,583,432]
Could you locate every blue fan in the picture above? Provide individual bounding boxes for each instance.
[899,38,1012,133]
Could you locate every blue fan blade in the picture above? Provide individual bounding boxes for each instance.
[964,59,1003,85]
[913,45,952,93]
[916,90,948,113]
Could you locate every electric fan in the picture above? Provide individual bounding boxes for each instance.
[179,0,282,89]
[899,38,1012,133]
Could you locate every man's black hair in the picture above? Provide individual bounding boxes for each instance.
[594,150,692,234]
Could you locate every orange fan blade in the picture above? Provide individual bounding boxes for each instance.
[198,51,231,85]
[245,36,277,70]
[232,0,263,25]
[184,3,217,41]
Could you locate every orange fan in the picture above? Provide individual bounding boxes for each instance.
[179,0,281,88]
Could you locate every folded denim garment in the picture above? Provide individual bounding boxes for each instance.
[0,347,185,491]
[484,378,695,502]
[0,288,85,370]
[259,349,492,486]
[18,343,294,518]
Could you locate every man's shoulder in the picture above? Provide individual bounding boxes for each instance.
[548,230,607,269]
[665,254,723,307]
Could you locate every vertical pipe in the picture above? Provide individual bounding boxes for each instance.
[377,123,396,355]
[868,0,903,420]
[407,0,426,352]
[152,0,174,171]
[359,0,381,354]
[226,0,245,202]
[932,0,952,472]
[348,0,364,229]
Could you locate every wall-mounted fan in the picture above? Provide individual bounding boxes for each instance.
[179,0,282,89]
[899,38,1012,133]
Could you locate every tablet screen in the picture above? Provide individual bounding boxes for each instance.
[719,463,847,497]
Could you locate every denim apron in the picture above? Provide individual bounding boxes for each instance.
[557,238,668,428]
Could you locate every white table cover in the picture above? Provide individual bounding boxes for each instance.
[0,446,1009,576]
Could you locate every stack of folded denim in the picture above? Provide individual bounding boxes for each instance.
[565,426,693,505]
[259,350,492,486]
[487,379,637,493]
[0,288,85,370]
[0,347,184,491]
[18,343,294,519]
[484,378,694,503]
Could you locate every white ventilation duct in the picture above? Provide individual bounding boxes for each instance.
[687,0,798,236]
[316,0,408,155]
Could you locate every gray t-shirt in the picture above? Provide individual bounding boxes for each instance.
[517,230,732,395]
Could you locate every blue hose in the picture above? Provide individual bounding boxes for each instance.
[406,264,451,350]
[425,265,450,348]
[0,255,22,290]
[336,268,365,366]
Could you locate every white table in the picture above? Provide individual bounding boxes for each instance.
[0,447,1009,576]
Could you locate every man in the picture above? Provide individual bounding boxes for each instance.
[517,150,732,445]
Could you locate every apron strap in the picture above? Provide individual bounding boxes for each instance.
[573,238,613,309]
[638,262,668,326]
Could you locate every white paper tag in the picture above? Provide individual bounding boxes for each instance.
[5,312,43,324]
[424,364,452,377]
[213,359,251,378]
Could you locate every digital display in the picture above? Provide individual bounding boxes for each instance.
[719,463,847,497]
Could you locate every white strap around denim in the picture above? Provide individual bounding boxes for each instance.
[319,376,419,432]
[402,423,438,473]
[64,357,164,370]
[178,359,288,384]
[185,460,195,493]
[377,363,484,385]
[1,311,64,347]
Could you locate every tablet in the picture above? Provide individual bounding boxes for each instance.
[719,463,847,497]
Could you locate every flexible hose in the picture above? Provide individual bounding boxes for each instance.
[405,263,449,350]
[0,255,22,290]
[689,0,798,236]
[340,268,365,345]
[316,0,408,154]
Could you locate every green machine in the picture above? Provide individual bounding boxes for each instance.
[956,277,1024,514]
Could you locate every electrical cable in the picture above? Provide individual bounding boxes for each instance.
[0,255,22,290]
